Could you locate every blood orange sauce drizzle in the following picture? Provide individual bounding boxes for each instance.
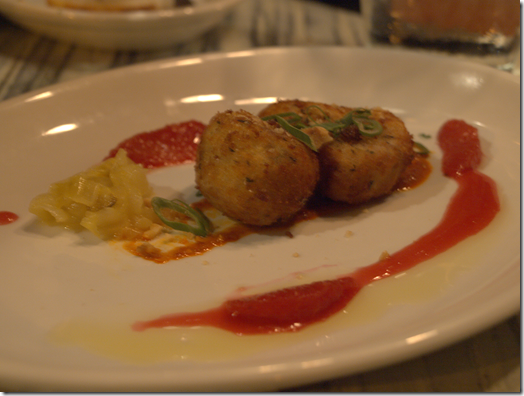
[0,211,18,225]
[132,119,499,335]
[105,121,205,168]
[395,153,432,191]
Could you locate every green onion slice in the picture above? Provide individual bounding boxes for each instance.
[350,108,372,118]
[151,197,213,237]
[352,117,383,137]
[413,141,430,155]
[262,114,318,151]
[304,105,332,122]
[273,112,305,125]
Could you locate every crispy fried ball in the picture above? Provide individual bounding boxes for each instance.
[195,109,320,226]
[319,107,414,204]
[259,100,414,205]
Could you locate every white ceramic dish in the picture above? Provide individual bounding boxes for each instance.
[0,0,243,50]
[0,47,519,391]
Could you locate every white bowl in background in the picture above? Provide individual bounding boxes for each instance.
[0,0,244,50]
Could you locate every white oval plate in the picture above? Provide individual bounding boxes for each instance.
[0,0,243,50]
[0,47,519,391]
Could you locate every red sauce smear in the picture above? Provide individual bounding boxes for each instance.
[105,121,205,168]
[133,119,499,335]
[133,277,359,335]
[0,211,18,225]
[395,153,432,191]
[126,200,319,264]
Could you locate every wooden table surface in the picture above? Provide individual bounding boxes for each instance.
[0,0,520,392]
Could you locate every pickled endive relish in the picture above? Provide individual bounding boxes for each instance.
[29,149,159,240]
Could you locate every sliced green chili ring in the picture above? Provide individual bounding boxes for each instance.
[311,108,383,137]
[351,108,372,118]
[352,117,383,137]
[305,105,332,123]
[151,197,213,237]
[307,109,350,134]
[337,109,359,125]
[413,141,430,155]
[262,112,306,128]
[310,120,345,132]
[267,115,318,152]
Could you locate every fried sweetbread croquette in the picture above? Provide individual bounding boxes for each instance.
[259,100,414,205]
[319,107,414,204]
[195,109,320,226]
